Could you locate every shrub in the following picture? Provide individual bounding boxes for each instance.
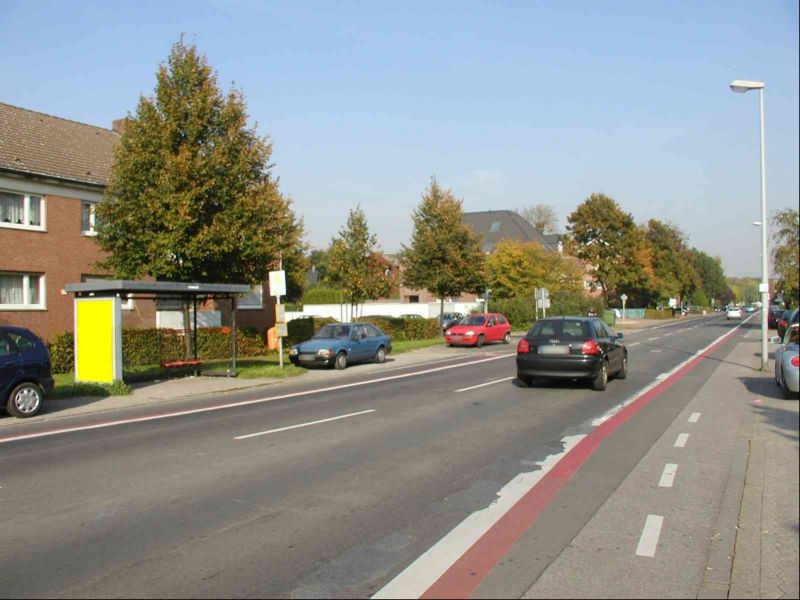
[287,317,337,345]
[644,308,673,320]
[488,297,534,330]
[302,287,343,305]
[123,328,184,367]
[549,291,604,318]
[47,331,74,374]
[355,315,440,341]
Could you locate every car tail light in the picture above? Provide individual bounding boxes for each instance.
[780,320,787,329]
[581,339,601,355]
[791,356,800,368]
[517,339,530,354]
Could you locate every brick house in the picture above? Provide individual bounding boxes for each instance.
[0,102,275,341]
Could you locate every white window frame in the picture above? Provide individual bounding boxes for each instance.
[0,189,46,232]
[239,285,264,310]
[0,273,46,310]
[81,201,98,236]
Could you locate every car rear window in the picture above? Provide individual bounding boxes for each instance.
[5,331,36,351]
[528,320,591,338]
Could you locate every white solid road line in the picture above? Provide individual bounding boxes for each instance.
[674,433,690,448]
[0,352,516,445]
[636,515,665,557]
[688,412,702,423]
[658,463,678,487]
[234,409,376,440]
[455,377,516,393]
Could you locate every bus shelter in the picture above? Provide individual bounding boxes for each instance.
[65,280,251,383]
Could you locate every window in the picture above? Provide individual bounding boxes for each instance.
[239,285,263,309]
[0,190,44,230]
[0,273,45,309]
[6,331,35,352]
[407,295,419,303]
[0,333,14,356]
[489,220,501,232]
[365,325,382,337]
[81,202,98,235]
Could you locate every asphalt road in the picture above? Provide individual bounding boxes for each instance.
[0,314,740,598]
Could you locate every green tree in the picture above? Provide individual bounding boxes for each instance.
[565,193,655,306]
[309,248,331,283]
[402,178,486,326]
[645,219,698,304]
[771,208,799,306]
[690,249,730,307]
[327,206,393,317]
[97,38,303,287]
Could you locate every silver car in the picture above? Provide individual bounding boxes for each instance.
[771,324,799,399]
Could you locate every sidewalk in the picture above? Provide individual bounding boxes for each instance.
[524,334,798,599]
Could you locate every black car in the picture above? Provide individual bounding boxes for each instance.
[516,317,627,391]
[1,326,54,418]
[777,309,798,340]
[768,306,784,329]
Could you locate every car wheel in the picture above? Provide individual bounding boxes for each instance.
[518,373,534,387]
[6,382,43,418]
[780,373,793,400]
[591,360,608,391]
[334,352,348,370]
[476,334,485,348]
[374,346,386,364]
[503,332,511,344]
[617,354,628,380]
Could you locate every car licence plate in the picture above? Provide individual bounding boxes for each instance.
[450,335,463,341]
[299,354,316,362]
[538,345,569,355]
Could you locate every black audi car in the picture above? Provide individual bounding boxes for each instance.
[516,317,627,391]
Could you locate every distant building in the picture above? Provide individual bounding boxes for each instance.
[461,210,556,253]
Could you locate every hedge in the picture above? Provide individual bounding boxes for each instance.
[302,287,343,304]
[287,317,337,345]
[46,327,271,374]
[356,315,441,341]
[644,308,674,320]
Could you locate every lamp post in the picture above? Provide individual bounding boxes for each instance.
[730,79,769,370]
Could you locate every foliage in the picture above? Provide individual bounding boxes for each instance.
[355,316,441,341]
[120,328,267,367]
[54,379,132,398]
[302,286,344,304]
[771,208,799,306]
[96,37,304,286]
[487,297,535,329]
[690,249,731,306]
[690,289,710,307]
[47,331,75,374]
[402,178,486,323]
[728,277,760,304]
[286,317,337,345]
[566,193,655,306]
[516,204,558,234]
[645,219,698,303]
[548,290,605,318]
[644,309,674,320]
[485,240,583,299]
[309,248,331,283]
[327,206,395,312]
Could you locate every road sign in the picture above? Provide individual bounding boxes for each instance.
[620,293,628,301]
[269,270,286,297]
[540,298,551,309]
[276,323,288,337]
[275,304,285,323]
[535,288,550,300]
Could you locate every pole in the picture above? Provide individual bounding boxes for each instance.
[758,88,769,371]
[278,256,284,370]
[231,296,237,376]
[192,296,198,374]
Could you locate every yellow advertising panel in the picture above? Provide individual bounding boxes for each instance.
[75,298,120,383]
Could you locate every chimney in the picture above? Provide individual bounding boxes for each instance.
[112,118,129,135]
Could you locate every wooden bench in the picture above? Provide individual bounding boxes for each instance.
[160,359,204,371]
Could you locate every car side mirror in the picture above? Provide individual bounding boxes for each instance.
[616,333,623,340]
[769,336,781,344]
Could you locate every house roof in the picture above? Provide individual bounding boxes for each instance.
[462,210,555,252]
[0,102,118,188]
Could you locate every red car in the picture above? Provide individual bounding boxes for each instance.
[444,313,512,347]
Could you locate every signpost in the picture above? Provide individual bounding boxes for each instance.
[535,288,550,318]
[620,293,628,321]
[270,269,287,368]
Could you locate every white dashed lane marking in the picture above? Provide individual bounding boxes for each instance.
[688,412,701,423]
[658,463,678,487]
[636,515,664,557]
[674,433,690,448]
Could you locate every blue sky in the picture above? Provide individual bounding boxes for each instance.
[2,0,797,277]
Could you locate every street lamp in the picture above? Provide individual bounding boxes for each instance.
[730,79,769,370]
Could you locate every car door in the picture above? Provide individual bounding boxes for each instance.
[600,321,624,371]
[349,325,371,362]
[0,331,22,399]
[485,315,499,342]
[591,320,616,370]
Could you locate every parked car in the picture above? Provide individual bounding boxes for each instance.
[776,309,798,340]
[516,317,627,391]
[288,323,392,370]
[444,313,511,347]
[726,306,743,320]
[771,324,799,399]
[744,305,756,313]
[768,306,785,329]
[440,312,464,332]
[1,326,54,418]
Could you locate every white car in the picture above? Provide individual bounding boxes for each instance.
[726,307,742,320]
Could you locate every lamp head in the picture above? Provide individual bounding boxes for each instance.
[730,80,765,93]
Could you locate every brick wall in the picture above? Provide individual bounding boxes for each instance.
[0,192,153,342]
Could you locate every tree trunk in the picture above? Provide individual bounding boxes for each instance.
[440,297,445,337]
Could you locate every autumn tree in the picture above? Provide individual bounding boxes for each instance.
[517,204,558,233]
[485,240,583,299]
[327,207,394,317]
[402,178,486,325]
[565,193,655,306]
[771,208,799,306]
